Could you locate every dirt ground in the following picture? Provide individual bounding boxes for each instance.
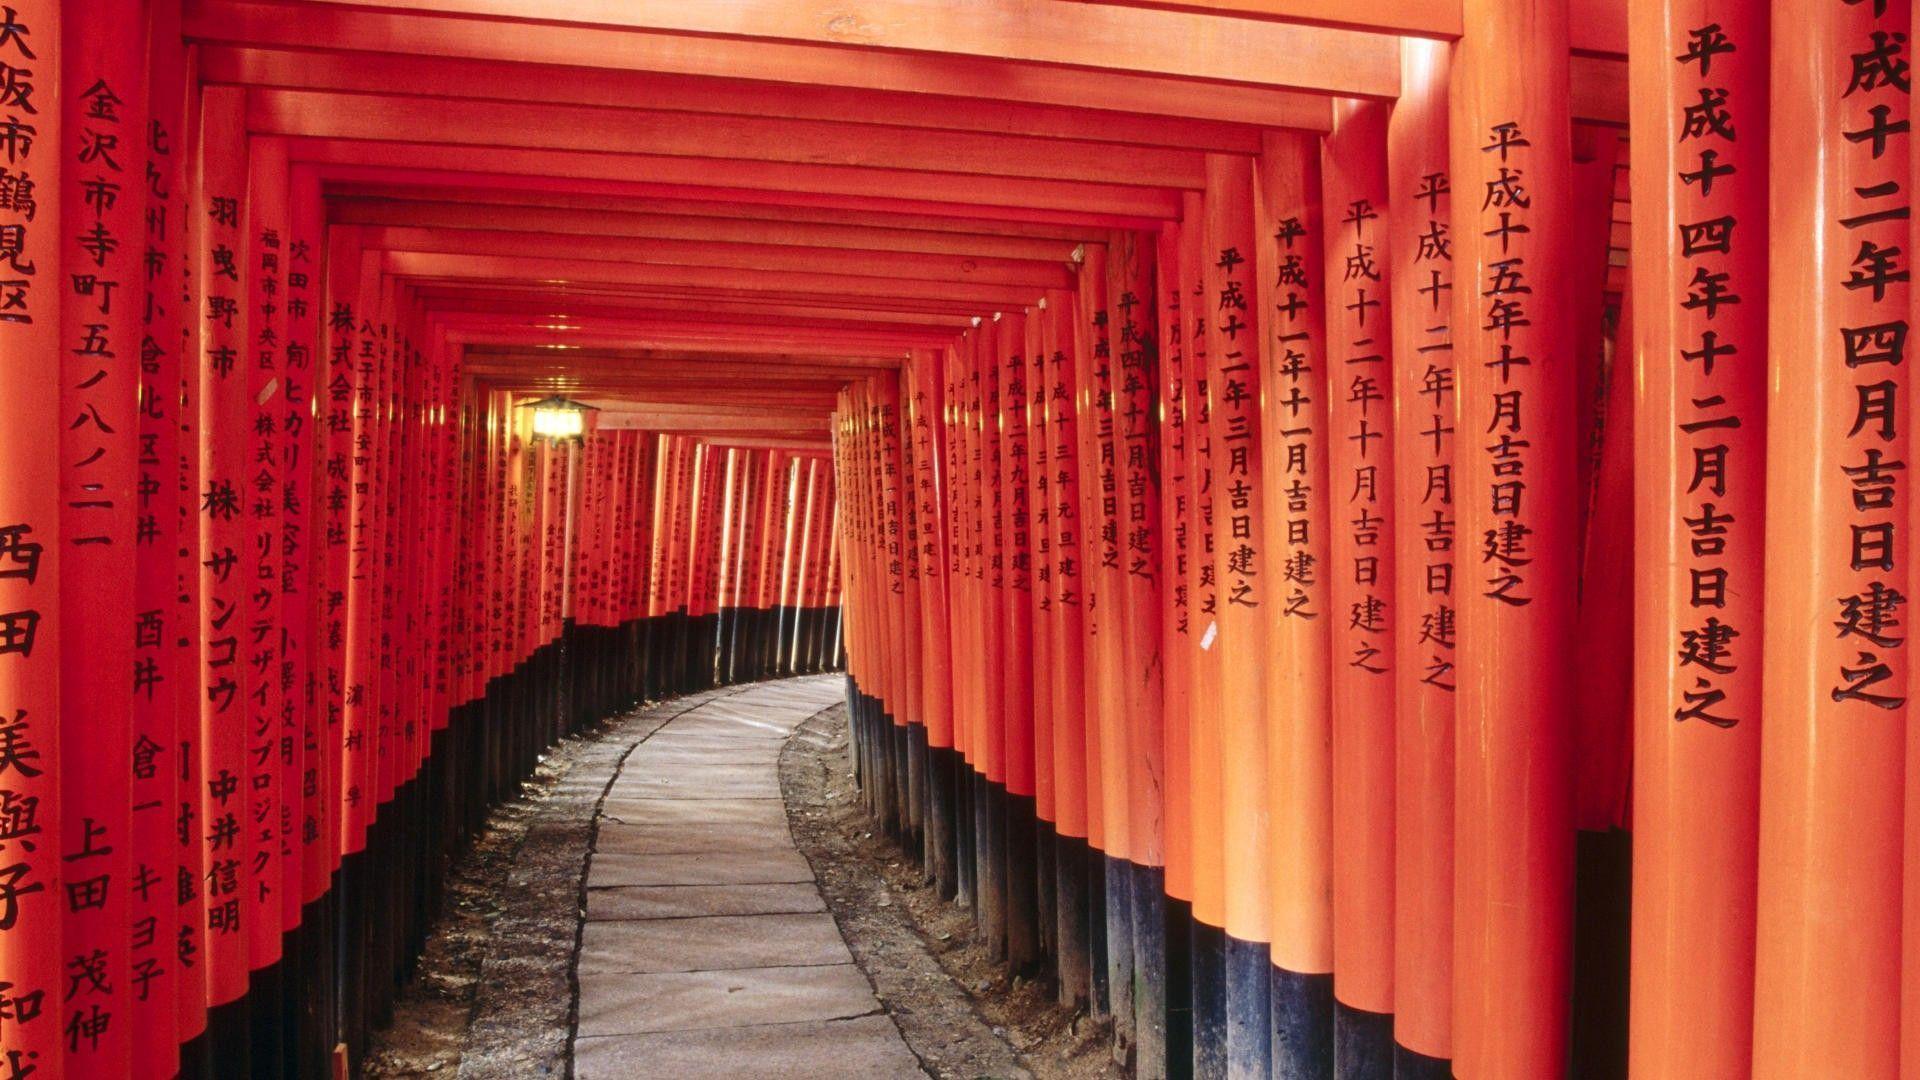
[781,706,1126,1080]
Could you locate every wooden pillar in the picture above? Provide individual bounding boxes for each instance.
[1181,183,1229,1077]
[0,3,64,1072]
[195,83,256,1063]
[1112,227,1169,1077]
[1257,128,1337,1078]
[1203,152,1271,1075]
[999,311,1040,972]
[1450,1,1580,1075]
[1627,4,1766,1077]
[1757,0,1909,1075]
[58,0,146,1071]
[1043,296,1093,1010]
[1321,98,1397,1080]
[1386,35,1457,1080]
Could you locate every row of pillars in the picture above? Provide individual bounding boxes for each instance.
[0,0,846,1074]
[833,1,1920,1078]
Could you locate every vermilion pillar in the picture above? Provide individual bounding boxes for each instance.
[1756,1,1908,1075]
[1386,36,1456,1079]
[1451,0,1580,1075]
[1321,98,1398,1078]
[1181,183,1229,1077]
[196,83,255,1037]
[1042,294,1093,1009]
[1628,4,1765,1077]
[1115,227,1168,1074]
[0,2,63,1071]
[1257,129,1336,1077]
[60,1,146,1070]
[244,134,288,978]
[1203,152,1270,1073]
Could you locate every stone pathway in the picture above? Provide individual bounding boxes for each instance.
[570,675,928,1080]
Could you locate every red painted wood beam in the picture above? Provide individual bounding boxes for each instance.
[184,0,1342,126]
[250,89,1208,189]
[331,199,1083,263]
[359,225,1077,290]
[294,142,1182,220]
[291,0,1401,96]
[199,44,1270,153]
[383,252,1048,308]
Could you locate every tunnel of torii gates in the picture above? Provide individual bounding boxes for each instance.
[1,0,1917,1078]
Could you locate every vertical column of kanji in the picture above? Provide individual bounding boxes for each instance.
[1180,184,1228,1076]
[723,446,753,686]
[999,311,1039,969]
[952,343,983,791]
[1625,7,1763,1077]
[926,361,958,873]
[1072,251,1116,1024]
[894,378,933,841]
[133,3,189,1066]
[1254,130,1336,1077]
[58,4,145,1069]
[194,84,253,1047]
[1199,154,1270,1073]
[1018,322,1058,916]
[1450,0,1579,1074]
[316,229,357,895]
[241,133,287,987]
[341,249,382,865]
[1151,220,1195,1036]
[1385,37,1456,1080]
[0,3,59,1073]
[282,165,321,954]
[1756,0,1908,1074]
[157,13,208,1060]
[1320,100,1398,1076]
[1112,228,1168,1075]
[977,326,1011,954]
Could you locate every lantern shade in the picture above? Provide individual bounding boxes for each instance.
[532,405,587,440]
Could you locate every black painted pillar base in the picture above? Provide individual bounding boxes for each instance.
[1006,793,1040,973]
[981,778,1008,961]
[1224,934,1269,1077]
[1131,862,1169,1080]
[1106,853,1137,1063]
[954,760,976,910]
[1087,842,1109,1021]
[927,744,959,900]
[1271,964,1333,1079]
[1190,919,1226,1079]
[1392,1042,1452,1080]
[1055,833,1090,1011]
[1035,820,1057,961]
[1163,895,1194,1080]
[1334,1000,1393,1080]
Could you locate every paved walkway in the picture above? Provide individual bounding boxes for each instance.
[570,674,927,1079]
